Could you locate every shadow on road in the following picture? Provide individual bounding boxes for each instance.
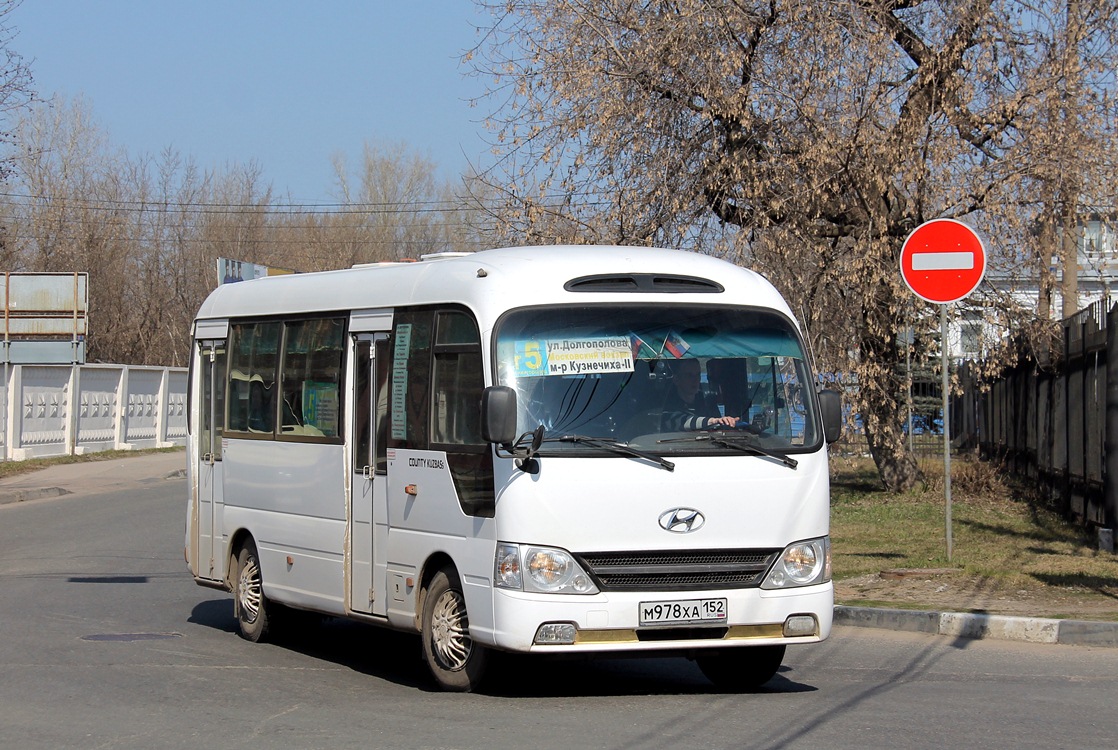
[187,598,237,634]
[187,597,819,696]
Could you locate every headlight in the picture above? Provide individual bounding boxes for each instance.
[493,543,599,594]
[761,537,831,589]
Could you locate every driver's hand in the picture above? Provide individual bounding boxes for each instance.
[706,415,739,428]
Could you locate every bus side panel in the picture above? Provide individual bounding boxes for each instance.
[383,448,496,633]
[222,439,348,615]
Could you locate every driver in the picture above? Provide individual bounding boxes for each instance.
[661,358,739,431]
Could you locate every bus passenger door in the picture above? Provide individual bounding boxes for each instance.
[196,340,226,583]
[349,334,389,615]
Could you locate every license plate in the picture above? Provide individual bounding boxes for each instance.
[639,598,727,626]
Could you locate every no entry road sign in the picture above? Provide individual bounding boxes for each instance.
[900,218,986,304]
[899,218,986,563]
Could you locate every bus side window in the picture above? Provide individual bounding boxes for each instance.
[228,321,281,435]
[280,317,345,438]
[431,311,483,446]
[432,310,492,516]
[390,312,433,448]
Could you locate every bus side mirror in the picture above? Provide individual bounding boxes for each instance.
[482,386,518,445]
[817,389,842,444]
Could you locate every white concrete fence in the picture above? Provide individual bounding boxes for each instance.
[1,364,187,461]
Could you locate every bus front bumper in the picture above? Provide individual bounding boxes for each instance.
[480,582,833,654]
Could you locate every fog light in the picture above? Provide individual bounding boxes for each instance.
[534,622,578,645]
[783,615,818,637]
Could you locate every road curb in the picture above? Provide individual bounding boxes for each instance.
[0,486,71,506]
[835,605,1118,648]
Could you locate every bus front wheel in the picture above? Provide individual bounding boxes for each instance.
[233,539,272,643]
[420,568,488,692]
[696,644,785,691]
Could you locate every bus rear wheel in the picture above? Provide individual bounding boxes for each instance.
[420,568,488,692]
[696,644,786,691]
[233,539,272,643]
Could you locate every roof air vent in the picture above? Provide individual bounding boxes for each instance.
[564,273,724,293]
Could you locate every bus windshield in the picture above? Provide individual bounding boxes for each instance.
[495,305,821,455]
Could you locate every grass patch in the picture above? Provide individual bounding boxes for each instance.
[830,454,1118,605]
[0,447,184,480]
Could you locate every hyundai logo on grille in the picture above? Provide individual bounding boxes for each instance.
[659,508,705,533]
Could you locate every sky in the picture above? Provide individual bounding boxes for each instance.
[10,1,494,204]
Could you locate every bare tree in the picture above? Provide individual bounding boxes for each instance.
[0,0,33,179]
[8,96,136,362]
[472,0,1118,489]
[7,99,490,366]
[9,98,275,365]
[327,141,471,265]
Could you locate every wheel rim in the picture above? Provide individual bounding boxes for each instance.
[238,552,262,624]
[429,588,471,671]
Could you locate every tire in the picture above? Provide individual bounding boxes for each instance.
[233,539,272,643]
[696,645,786,691]
[420,568,489,692]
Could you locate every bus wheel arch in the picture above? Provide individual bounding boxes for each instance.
[418,562,489,692]
[223,528,252,587]
[415,553,455,629]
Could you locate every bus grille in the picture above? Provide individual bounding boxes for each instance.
[575,549,781,592]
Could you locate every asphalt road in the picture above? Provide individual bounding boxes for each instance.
[1,468,1116,750]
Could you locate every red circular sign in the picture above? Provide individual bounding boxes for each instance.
[900,219,986,304]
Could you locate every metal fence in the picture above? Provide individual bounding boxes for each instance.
[955,300,1116,533]
[0,363,187,461]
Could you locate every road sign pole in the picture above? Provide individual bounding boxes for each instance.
[941,304,952,563]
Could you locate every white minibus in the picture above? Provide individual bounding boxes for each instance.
[185,245,841,691]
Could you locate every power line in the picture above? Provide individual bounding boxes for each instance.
[0,187,616,249]
[0,191,483,216]
[0,228,496,249]
[0,189,608,215]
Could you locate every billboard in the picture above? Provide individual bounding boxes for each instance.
[1,272,88,364]
[217,258,296,286]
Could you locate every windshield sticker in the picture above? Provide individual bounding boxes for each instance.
[512,337,634,377]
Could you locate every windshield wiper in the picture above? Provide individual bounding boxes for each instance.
[711,435,798,469]
[549,434,675,472]
[659,432,798,469]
